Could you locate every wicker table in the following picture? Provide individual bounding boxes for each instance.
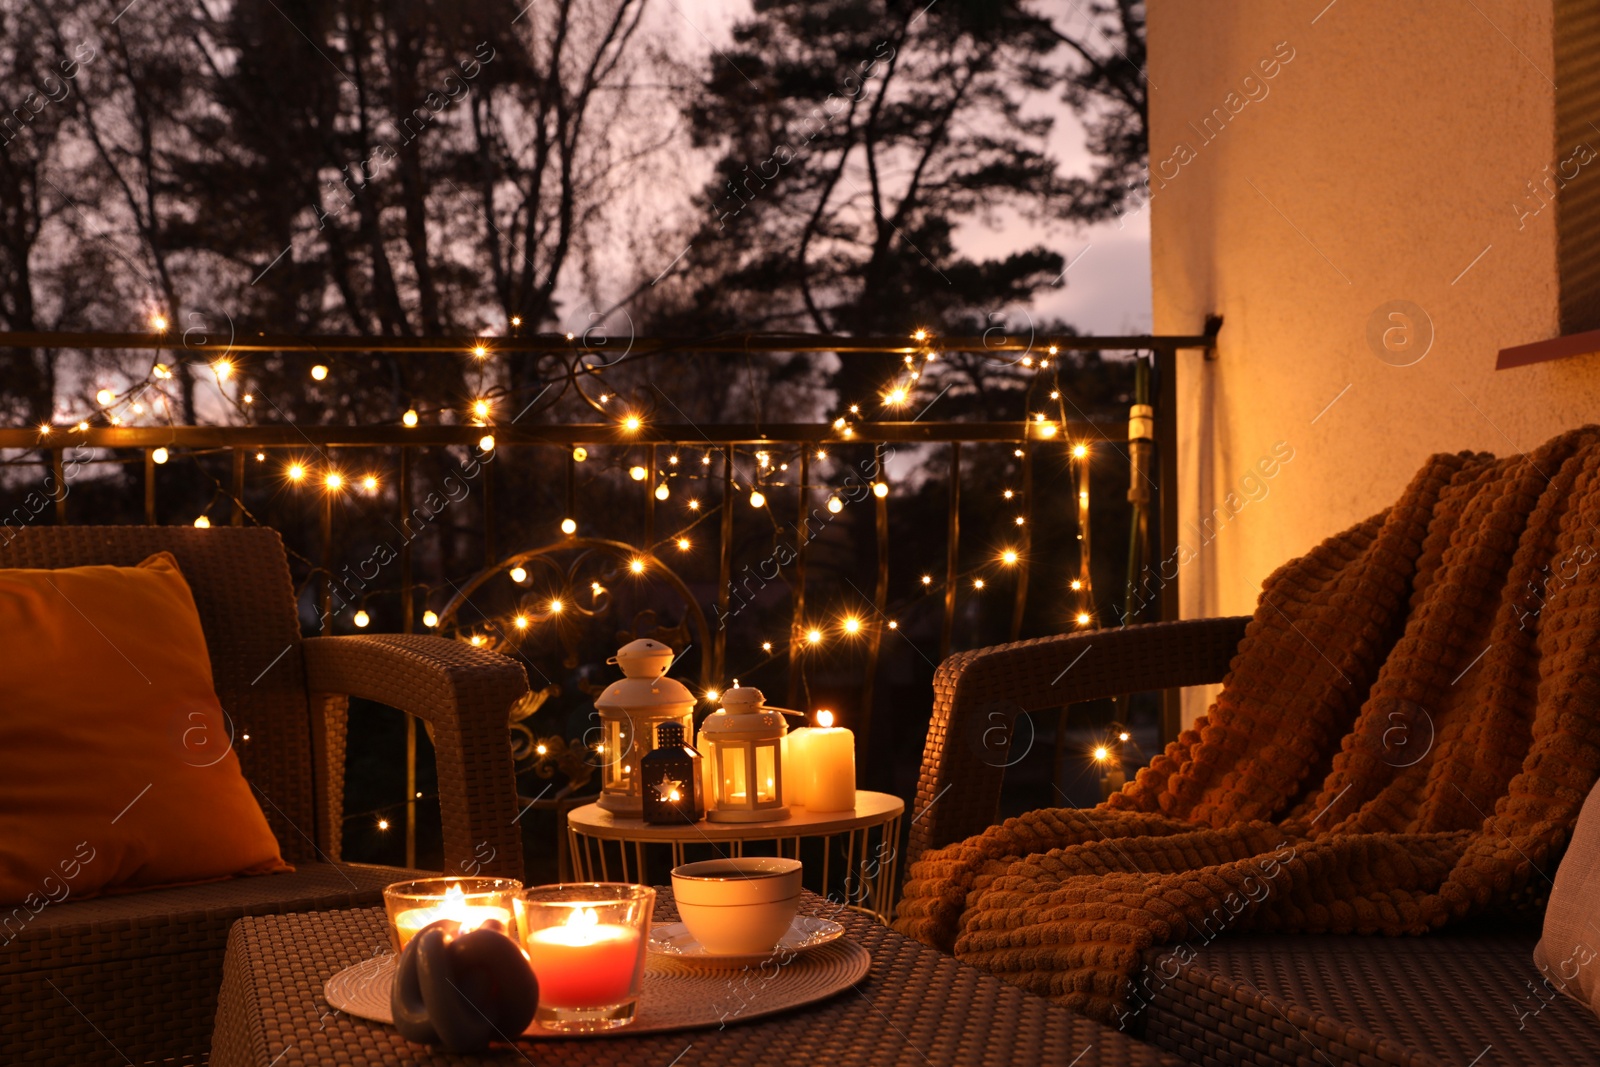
[211,891,1180,1066]
[568,792,905,922]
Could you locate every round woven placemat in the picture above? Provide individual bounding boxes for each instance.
[324,938,871,1039]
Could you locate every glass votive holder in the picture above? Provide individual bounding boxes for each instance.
[382,877,522,951]
[515,883,655,1032]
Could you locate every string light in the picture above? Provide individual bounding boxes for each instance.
[255,451,265,461]
[514,615,529,629]
[827,496,843,513]
[806,628,823,645]
[872,482,888,498]
[1003,489,1014,499]
[354,610,371,628]
[1119,731,1131,742]
[913,328,928,342]
[324,472,343,491]
[623,415,642,432]
[701,455,711,465]
[883,387,908,406]
[38,423,50,435]
[655,483,670,501]
[243,393,254,405]
[362,474,378,491]
[973,578,985,590]
[888,620,899,629]
[511,315,522,328]
[762,641,773,652]
[1050,390,1061,400]
[629,466,647,481]
[423,610,439,627]
[629,557,646,574]
[470,635,487,646]
[472,398,491,419]
[1076,611,1091,626]
[561,518,578,535]
[677,537,691,550]
[1001,549,1019,565]
[705,688,720,702]
[1037,423,1058,439]
[1093,746,1109,762]
[152,447,169,464]
[749,490,766,508]
[510,566,528,583]
[377,818,390,831]
[96,388,114,406]
[669,453,679,465]
[1072,443,1089,459]
[687,498,701,511]
[849,404,860,415]
[1070,579,1083,591]
[572,446,588,461]
[153,363,171,379]
[1015,516,1026,526]
[472,344,488,358]
[842,615,862,635]
[149,312,168,332]
[536,743,547,756]
[287,463,306,482]
[1013,448,1024,458]
[921,574,932,586]
[816,449,828,460]
[213,359,233,380]
[403,409,419,427]
[189,515,210,528]
[479,434,495,451]
[311,364,328,381]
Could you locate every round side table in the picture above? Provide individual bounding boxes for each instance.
[566,791,905,923]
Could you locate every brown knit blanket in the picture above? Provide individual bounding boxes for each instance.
[894,427,1600,1026]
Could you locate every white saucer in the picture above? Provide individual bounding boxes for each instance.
[647,915,845,965]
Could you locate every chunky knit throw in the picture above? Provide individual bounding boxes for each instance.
[894,427,1600,1025]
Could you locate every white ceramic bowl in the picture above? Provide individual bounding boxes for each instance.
[671,858,803,955]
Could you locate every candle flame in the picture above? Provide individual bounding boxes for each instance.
[816,709,835,728]
[668,789,681,802]
[565,907,600,932]
[440,883,490,934]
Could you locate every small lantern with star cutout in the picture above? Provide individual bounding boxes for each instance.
[639,721,705,824]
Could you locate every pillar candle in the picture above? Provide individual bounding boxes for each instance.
[803,711,855,813]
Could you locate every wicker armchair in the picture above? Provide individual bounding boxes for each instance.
[904,619,1600,1066]
[0,526,528,1066]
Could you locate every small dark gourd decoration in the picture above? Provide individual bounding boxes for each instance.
[391,918,539,1053]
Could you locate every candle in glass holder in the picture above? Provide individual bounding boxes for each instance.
[517,883,653,1032]
[384,879,519,950]
[803,709,856,813]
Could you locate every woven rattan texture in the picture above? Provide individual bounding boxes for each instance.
[210,894,1183,1066]
[2,863,425,1065]
[1141,930,1600,1067]
[907,616,1249,860]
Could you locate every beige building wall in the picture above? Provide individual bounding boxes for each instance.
[1148,0,1600,726]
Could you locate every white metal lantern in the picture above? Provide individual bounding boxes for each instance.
[699,686,790,823]
[594,639,696,816]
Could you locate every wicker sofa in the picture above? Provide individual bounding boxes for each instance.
[906,618,1600,1066]
[0,526,529,1066]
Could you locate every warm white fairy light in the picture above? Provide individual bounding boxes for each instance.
[888,620,899,629]
[193,515,211,528]
[149,312,169,332]
[749,490,766,508]
[668,453,679,465]
[629,557,646,574]
[254,451,265,461]
[561,518,577,535]
[1001,549,1019,565]
[212,359,233,381]
[921,574,932,586]
[572,446,588,461]
[1072,443,1088,459]
[469,634,487,646]
[883,387,908,406]
[152,447,169,464]
[1070,579,1083,591]
[973,578,985,590]
[687,498,701,511]
[1119,731,1131,742]
[872,482,889,498]
[402,409,418,427]
[701,454,712,465]
[472,398,491,419]
[827,496,843,514]
[842,615,862,635]
[1015,516,1026,526]
[514,615,529,630]
[377,818,390,831]
[472,344,488,358]
[423,610,439,627]
[37,423,50,435]
[354,610,371,628]
[1076,611,1091,626]
[806,628,823,645]
[655,483,670,501]
[677,537,690,550]
[762,641,773,652]
[549,599,564,614]
[510,566,528,583]
[479,434,495,451]
[362,474,378,492]
[623,415,642,432]
[243,393,254,405]
[153,363,172,379]
[324,472,343,491]
[629,465,647,481]
[1093,745,1108,762]
[96,388,114,406]
[816,449,828,460]
[287,463,306,482]
[1003,489,1014,499]
[311,364,328,381]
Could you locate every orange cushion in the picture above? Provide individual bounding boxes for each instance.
[0,551,289,907]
